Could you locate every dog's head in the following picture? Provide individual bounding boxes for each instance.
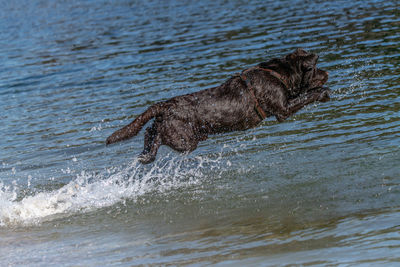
[261,48,329,98]
[284,48,329,96]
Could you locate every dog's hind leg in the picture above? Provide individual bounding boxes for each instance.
[160,120,199,153]
[138,124,162,164]
[142,124,157,155]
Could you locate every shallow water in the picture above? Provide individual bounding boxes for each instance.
[1,0,399,265]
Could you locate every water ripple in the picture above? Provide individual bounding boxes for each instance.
[0,0,399,265]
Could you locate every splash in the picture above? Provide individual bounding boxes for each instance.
[335,57,374,101]
[0,154,224,227]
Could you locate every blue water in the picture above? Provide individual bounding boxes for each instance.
[1,0,399,265]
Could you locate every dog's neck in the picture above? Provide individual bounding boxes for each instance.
[257,67,290,89]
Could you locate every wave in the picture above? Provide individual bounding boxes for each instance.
[0,154,224,227]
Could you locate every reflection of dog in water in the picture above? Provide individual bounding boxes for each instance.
[106,48,330,164]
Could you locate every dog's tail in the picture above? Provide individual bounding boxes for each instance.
[106,103,165,145]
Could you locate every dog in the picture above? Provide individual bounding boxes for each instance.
[106,48,330,163]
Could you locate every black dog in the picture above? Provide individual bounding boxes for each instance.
[106,48,330,163]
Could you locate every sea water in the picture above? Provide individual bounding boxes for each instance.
[1,0,399,265]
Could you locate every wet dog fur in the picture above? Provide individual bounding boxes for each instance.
[106,48,330,163]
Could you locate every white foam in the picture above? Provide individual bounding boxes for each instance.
[0,155,222,227]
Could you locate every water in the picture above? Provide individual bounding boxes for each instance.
[0,0,399,265]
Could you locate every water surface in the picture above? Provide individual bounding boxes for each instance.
[1,0,399,265]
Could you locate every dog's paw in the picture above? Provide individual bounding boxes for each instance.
[317,87,331,102]
[138,153,156,164]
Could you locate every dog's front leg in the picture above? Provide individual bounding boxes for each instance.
[275,87,331,122]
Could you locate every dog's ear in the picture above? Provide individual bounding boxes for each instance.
[285,48,309,61]
[285,51,296,61]
[301,54,319,71]
[295,48,308,55]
